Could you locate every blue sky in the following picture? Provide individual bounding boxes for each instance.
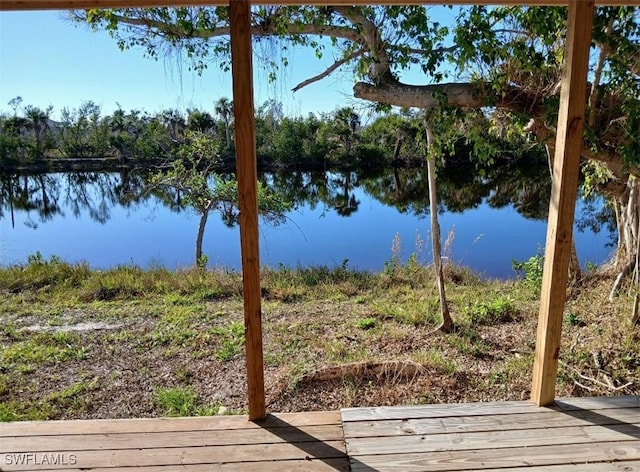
[0,10,364,119]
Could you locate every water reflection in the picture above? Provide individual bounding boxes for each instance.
[0,164,613,276]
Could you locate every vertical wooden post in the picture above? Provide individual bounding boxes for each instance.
[531,0,595,407]
[229,0,266,421]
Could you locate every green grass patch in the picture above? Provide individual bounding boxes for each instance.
[211,321,245,361]
[413,349,458,375]
[1,333,88,365]
[154,386,221,417]
[447,326,492,357]
[372,296,440,326]
[0,401,56,422]
[461,296,518,325]
[0,253,90,293]
[356,317,377,330]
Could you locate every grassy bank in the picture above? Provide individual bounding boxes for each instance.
[0,256,638,421]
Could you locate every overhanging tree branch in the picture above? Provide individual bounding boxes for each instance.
[292,48,365,93]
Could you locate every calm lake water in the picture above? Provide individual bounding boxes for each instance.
[0,168,614,278]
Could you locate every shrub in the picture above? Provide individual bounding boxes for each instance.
[512,249,544,294]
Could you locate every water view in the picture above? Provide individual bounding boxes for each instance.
[0,166,614,279]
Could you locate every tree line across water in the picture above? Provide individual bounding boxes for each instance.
[0,96,545,172]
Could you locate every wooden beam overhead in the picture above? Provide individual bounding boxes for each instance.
[531,0,595,407]
[229,0,266,421]
[0,0,637,11]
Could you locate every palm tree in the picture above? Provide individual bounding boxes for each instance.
[24,105,53,159]
[334,107,360,157]
[214,98,233,150]
[161,109,185,142]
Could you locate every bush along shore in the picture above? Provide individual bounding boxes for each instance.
[1,99,547,174]
[0,255,638,421]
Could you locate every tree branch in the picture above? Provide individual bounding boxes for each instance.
[292,48,365,93]
[353,80,543,116]
[333,6,393,84]
[74,9,361,43]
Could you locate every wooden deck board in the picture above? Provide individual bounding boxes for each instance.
[343,395,640,472]
[2,396,639,471]
[0,411,341,436]
[1,424,345,452]
[0,411,349,472]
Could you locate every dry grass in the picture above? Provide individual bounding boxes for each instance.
[0,258,638,421]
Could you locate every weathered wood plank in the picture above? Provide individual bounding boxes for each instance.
[477,461,640,472]
[230,0,265,422]
[0,411,341,437]
[341,400,543,422]
[531,0,595,406]
[52,459,351,472]
[348,441,640,471]
[555,396,640,411]
[342,407,640,438]
[0,0,636,12]
[1,440,348,471]
[345,423,640,456]
[1,424,344,453]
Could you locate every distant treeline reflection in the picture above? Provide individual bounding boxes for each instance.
[1,163,553,226]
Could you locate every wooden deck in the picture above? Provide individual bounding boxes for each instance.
[0,411,349,471]
[1,396,640,471]
[343,395,640,471]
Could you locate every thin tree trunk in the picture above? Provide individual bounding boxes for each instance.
[393,136,403,161]
[8,177,15,229]
[393,167,404,199]
[425,117,453,333]
[587,15,613,129]
[569,238,582,282]
[195,209,209,267]
[614,197,623,267]
[225,121,231,150]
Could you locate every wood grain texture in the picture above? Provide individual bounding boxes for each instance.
[0,411,349,471]
[531,0,596,407]
[472,462,640,472]
[345,422,640,455]
[0,411,341,437]
[555,395,640,410]
[1,440,348,471]
[1,424,345,452]
[342,407,640,437]
[2,396,639,471]
[51,460,351,472]
[229,0,265,421]
[349,442,640,471]
[343,396,640,471]
[341,400,542,422]
[0,0,637,12]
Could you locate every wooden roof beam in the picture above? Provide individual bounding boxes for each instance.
[0,0,637,11]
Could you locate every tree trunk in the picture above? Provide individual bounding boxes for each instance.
[608,176,640,304]
[393,135,403,161]
[425,117,453,333]
[224,120,231,150]
[195,209,210,267]
[614,176,640,270]
[545,141,582,282]
[393,167,404,199]
[8,176,15,229]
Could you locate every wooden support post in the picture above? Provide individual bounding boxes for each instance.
[531,0,595,407]
[229,0,266,421]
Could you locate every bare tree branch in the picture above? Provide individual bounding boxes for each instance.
[292,48,365,93]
